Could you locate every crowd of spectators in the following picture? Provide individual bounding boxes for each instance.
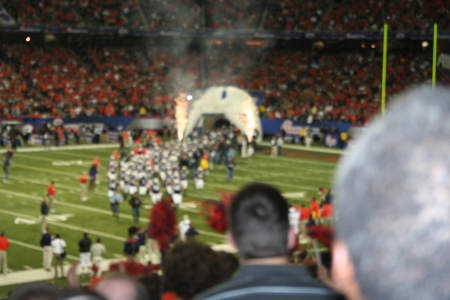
[263,0,329,32]
[140,0,201,30]
[2,0,79,26]
[205,0,264,29]
[0,41,434,124]
[247,49,431,124]
[1,0,449,31]
[321,0,450,32]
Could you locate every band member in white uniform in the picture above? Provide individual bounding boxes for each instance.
[172,179,183,206]
[151,178,162,204]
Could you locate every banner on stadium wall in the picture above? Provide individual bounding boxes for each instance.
[324,134,340,147]
[2,135,10,146]
[261,119,351,136]
[85,133,95,143]
[129,117,165,130]
[28,134,44,145]
[1,25,449,40]
[107,132,120,142]
[22,117,134,132]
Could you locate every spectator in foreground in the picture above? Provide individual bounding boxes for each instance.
[8,282,62,300]
[163,241,230,300]
[95,273,148,300]
[195,183,342,300]
[332,87,450,300]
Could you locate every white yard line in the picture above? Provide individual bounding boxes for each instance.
[0,187,225,240]
[8,238,79,261]
[0,208,126,242]
[1,143,120,154]
[259,142,345,155]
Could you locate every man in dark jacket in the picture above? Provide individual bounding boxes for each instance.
[124,227,139,261]
[195,183,342,300]
[40,227,52,271]
[41,196,49,234]
[78,232,92,275]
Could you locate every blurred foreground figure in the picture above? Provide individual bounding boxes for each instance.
[195,183,341,300]
[95,273,148,300]
[333,87,450,300]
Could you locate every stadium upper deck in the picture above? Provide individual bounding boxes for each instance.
[1,0,449,32]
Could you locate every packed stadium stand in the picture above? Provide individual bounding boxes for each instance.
[0,40,432,123]
[141,0,201,30]
[321,0,450,32]
[205,0,264,29]
[263,0,330,31]
[0,0,446,122]
[0,0,449,31]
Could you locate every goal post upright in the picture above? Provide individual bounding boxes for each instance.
[381,23,388,118]
[432,23,438,89]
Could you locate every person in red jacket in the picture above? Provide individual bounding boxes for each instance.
[321,203,334,226]
[80,171,88,201]
[309,198,320,221]
[299,204,310,237]
[0,231,9,275]
[47,181,56,213]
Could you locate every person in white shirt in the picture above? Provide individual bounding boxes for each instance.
[270,136,278,158]
[178,215,191,242]
[277,135,284,156]
[305,127,313,148]
[91,238,106,278]
[241,137,247,158]
[51,234,66,278]
[288,206,300,235]
[247,144,255,167]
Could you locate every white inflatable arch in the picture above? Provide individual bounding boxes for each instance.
[183,86,263,142]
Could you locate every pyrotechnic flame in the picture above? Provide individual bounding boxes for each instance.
[175,93,189,141]
[241,96,256,142]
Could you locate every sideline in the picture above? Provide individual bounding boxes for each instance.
[1,143,120,154]
[259,141,345,155]
[2,142,343,155]
[0,188,225,239]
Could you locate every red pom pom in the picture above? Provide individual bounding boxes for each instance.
[148,199,177,251]
[92,264,99,272]
[203,191,234,233]
[307,225,334,246]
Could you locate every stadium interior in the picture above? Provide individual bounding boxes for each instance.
[0,0,449,299]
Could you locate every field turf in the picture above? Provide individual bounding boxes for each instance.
[0,144,340,295]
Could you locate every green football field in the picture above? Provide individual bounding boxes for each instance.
[0,143,340,295]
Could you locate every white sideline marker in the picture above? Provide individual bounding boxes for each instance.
[14,217,36,225]
[282,192,306,199]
